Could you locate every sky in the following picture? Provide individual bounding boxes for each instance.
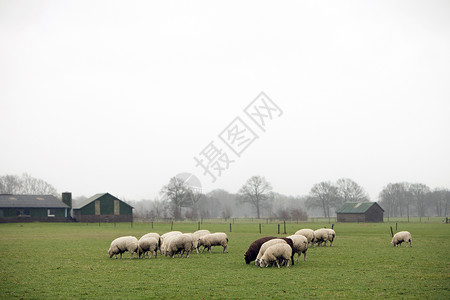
[1,0,449,202]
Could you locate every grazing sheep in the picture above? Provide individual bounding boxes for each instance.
[138,237,158,259]
[392,231,412,247]
[255,239,287,266]
[322,228,336,247]
[108,236,139,259]
[166,233,194,258]
[193,230,211,254]
[259,244,293,268]
[141,232,161,249]
[244,236,277,264]
[287,235,308,262]
[160,231,182,255]
[198,232,228,253]
[313,229,333,247]
[294,229,315,246]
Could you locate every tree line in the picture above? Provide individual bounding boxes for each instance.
[2,173,449,220]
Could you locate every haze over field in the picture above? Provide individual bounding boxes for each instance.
[1,1,449,201]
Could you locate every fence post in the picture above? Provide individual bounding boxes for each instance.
[283,221,286,234]
[198,221,200,230]
[277,224,280,234]
[230,223,232,232]
[171,221,173,231]
[152,221,153,229]
[259,224,261,234]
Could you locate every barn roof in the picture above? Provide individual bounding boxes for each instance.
[0,194,69,209]
[336,202,384,213]
[72,193,133,209]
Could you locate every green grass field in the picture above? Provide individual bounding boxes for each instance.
[0,220,449,299]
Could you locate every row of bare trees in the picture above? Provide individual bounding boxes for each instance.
[378,183,450,218]
[305,178,370,218]
[0,173,58,196]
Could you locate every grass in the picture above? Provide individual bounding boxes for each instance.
[0,221,449,299]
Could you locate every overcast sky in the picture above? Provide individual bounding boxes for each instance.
[1,0,449,201]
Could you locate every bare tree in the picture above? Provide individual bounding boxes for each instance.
[409,183,430,217]
[238,176,273,218]
[429,188,450,217]
[336,178,370,206]
[160,177,192,220]
[378,182,409,218]
[305,181,339,218]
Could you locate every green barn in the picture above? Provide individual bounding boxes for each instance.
[0,194,70,223]
[72,193,133,223]
[336,202,384,223]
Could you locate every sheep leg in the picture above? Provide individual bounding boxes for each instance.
[285,259,290,268]
[276,260,281,268]
[303,251,307,261]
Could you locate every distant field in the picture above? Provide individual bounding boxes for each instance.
[0,220,449,299]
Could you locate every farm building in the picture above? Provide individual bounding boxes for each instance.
[72,193,133,223]
[0,193,70,223]
[336,202,384,222]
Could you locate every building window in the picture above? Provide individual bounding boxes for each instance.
[16,210,30,217]
[114,200,120,215]
[48,209,55,217]
[0,209,3,217]
[95,200,100,215]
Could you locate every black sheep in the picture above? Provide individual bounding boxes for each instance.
[244,236,277,264]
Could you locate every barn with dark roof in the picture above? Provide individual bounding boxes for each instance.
[336,202,384,223]
[72,193,133,223]
[0,194,70,223]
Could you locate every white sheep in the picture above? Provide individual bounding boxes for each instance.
[287,235,308,262]
[255,238,287,266]
[138,236,158,259]
[193,230,211,254]
[322,228,336,247]
[162,233,182,256]
[259,244,293,268]
[160,231,182,255]
[392,231,412,247]
[108,236,139,259]
[166,233,194,258]
[141,232,161,248]
[198,232,228,254]
[294,229,315,246]
[313,229,334,247]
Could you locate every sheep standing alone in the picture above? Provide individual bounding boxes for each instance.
[198,232,228,253]
[108,236,139,259]
[138,237,158,259]
[392,231,412,247]
[259,244,293,268]
[255,239,287,266]
[166,233,194,258]
[294,229,315,246]
[287,235,308,262]
[192,230,211,254]
[244,236,277,264]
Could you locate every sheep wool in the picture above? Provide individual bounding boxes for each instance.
[294,229,315,245]
[287,235,308,262]
[141,232,161,249]
[138,236,158,259]
[192,230,211,254]
[108,236,139,259]
[259,244,293,268]
[244,236,277,264]
[198,232,228,254]
[255,239,287,266]
[313,229,333,247]
[160,231,182,255]
[166,233,194,258]
[392,231,412,247]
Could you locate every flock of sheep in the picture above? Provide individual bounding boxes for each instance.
[107,230,228,259]
[107,227,412,269]
[244,228,336,268]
